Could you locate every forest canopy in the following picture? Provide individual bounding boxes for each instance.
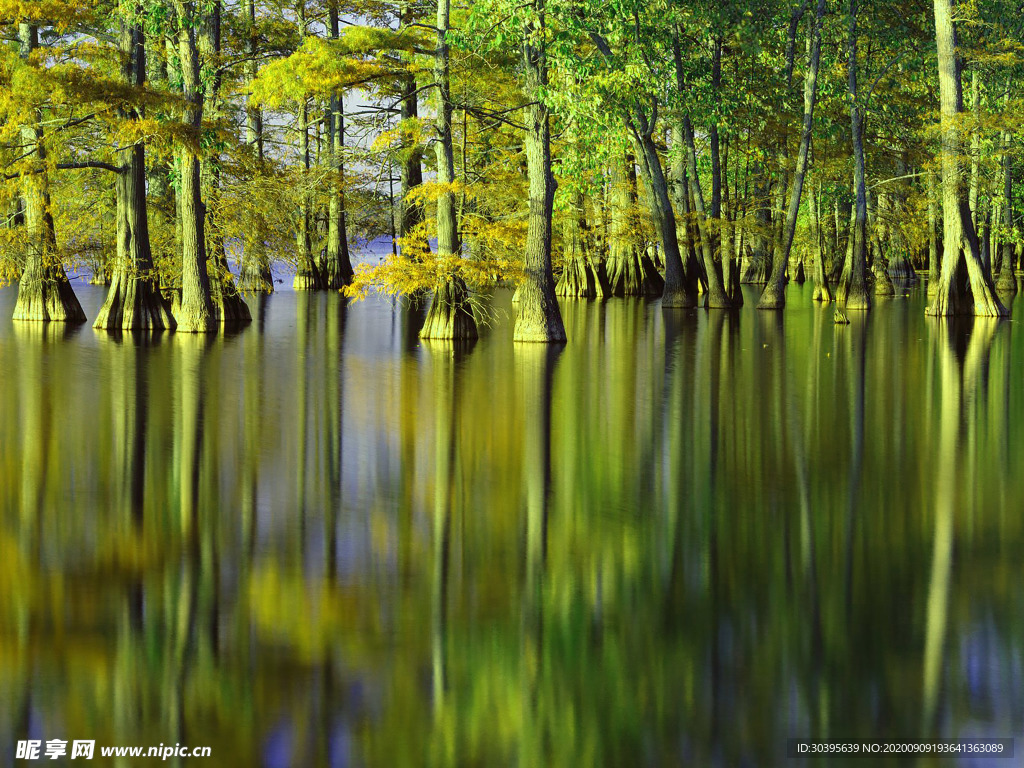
[2,0,1023,337]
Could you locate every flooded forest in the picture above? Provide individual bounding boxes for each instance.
[2,0,1024,765]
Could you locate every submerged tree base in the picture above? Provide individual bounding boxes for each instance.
[888,254,916,281]
[94,273,175,331]
[605,249,663,297]
[874,270,895,296]
[214,276,252,325]
[756,281,786,310]
[317,253,353,291]
[741,253,772,284]
[293,269,322,291]
[838,281,872,311]
[420,277,478,340]
[238,261,275,293]
[514,276,567,343]
[14,265,87,323]
[556,256,608,298]
[996,267,1017,297]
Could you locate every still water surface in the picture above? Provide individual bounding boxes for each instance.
[0,280,1022,766]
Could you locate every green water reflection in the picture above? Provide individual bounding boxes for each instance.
[0,283,1022,766]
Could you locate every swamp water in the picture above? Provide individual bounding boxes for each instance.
[0,280,1022,766]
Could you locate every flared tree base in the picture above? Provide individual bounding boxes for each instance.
[293,271,322,291]
[926,281,1008,317]
[94,273,175,331]
[513,276,566,343]
[556,256,608,298]
[996,268,1018,297]
[741,254,772,284]
[874,270,895,296]
[756,281,786,310]
[812,281,834,302]
[839,279,872,311]
[238,261,275,294]
[173,295,218,333]
[420,277,478,340]
[888,255,916,281]
[14,265,87,323]
[794,260,806,283]
[214,277,252,325]
[605,249,664,297]
[317,253,354,291]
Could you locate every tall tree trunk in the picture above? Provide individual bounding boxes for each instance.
[996,113,1017,295]
[837,0,870,310]
[421,0,476,339]
[514,0,565,342]
[680,117,732,307]
[319,1,354,289]
[810,180,834,301]
[926,0,1006,316]
[927,167,941,295]
[12,23,86,324]
[199,1,250,323]
[608,151,664,297]
[292,5,320,291]
[96,1,175,330]
[759,0,826,309]
[238,0,274,293]
[870,191,895,294]
[556,187,607,297]
[172,2,216,332]
[398,0,427,254]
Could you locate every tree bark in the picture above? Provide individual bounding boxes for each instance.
[810,181,833,301]
[996,115,1017,295]
[96,2,175,331]
[926,0,1007,316]
[421,0,476,340]
[319,1,355,290]
[172,2,216,332]
[680,117,732,307]
[238,0,274,293]
[759,0,826,309]
[513,0,565,342]
[837,0,871,310]
[12,23,86,324]
[609,151,666,297]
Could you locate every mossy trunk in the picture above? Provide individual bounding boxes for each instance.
[680,117,732,308]
[926,0,1007,317]
[670,137,704,302]
[742,173,773,284]
[398,2,427,256]
[927,168,941,296]
[97,141,175,330]
[870,193,895,295]
[12,23,85,324]
[513,1,565,343]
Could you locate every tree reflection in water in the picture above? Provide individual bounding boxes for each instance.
[0,284,1022,766]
